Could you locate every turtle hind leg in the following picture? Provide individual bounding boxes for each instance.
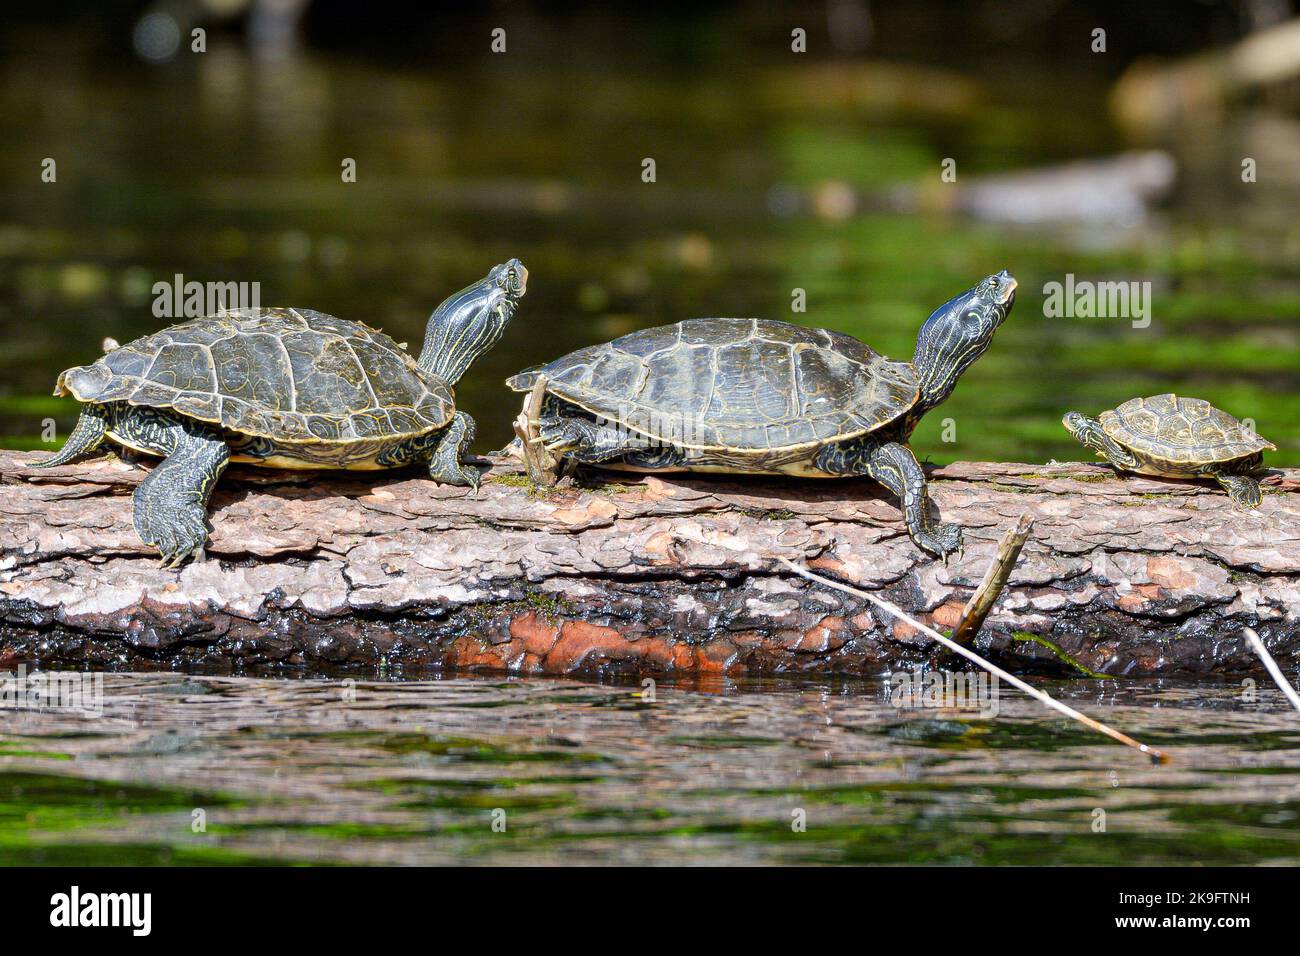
[1214,472,1263,509]
[428,411,482,490]
[125,410,230,568]
[539,415,648,464]
[620,445,688,470]
[27,406,109,468]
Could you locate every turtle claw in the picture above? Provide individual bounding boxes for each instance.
[447,460,483,497]
[915,523,964,563]
[162,543,204,570]
[537,424,576,457]
[493,437,525,459]
[428,411,482,492]
[161,540,205,570]
[135,496,210,570]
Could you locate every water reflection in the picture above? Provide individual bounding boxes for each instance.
[2,672,1297,865]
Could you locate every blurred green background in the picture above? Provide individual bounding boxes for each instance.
[1,1,1297,464]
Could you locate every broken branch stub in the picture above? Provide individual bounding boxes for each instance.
[512,374,560,487]
[951,513,1034,646]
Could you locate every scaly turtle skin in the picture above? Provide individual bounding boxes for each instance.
[1062,394,1274,508]
[32,260,528,566]
[508,270,1017,559]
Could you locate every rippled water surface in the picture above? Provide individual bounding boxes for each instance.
[3,672,1299,865]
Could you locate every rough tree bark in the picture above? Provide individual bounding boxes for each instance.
[1,450,1296,677]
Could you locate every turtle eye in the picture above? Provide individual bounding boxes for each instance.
[502,264,525,294]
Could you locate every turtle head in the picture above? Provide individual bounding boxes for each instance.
[1062,411,1103,451]
[911,270,1016,412]
[418,258,528,385]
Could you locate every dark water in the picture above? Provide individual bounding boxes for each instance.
[0,38,1297,464]
[2,672,1299,866]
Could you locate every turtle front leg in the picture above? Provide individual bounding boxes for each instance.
[1092,435,1140,472]
[1214,472,1263,509]
[123,411,231,568]
[865,442,963,560]
[818,438,961,560]
[427,411,482,490]
[1062,412,1139,471]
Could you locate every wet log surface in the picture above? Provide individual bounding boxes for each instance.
[1,450,1297,677]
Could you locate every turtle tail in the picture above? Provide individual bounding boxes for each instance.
[28,407,108,468]
[506,366,544,391]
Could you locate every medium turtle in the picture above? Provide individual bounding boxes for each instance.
[1062,394,1274,507]
[507,270,1017,559]
[31,259,528,566]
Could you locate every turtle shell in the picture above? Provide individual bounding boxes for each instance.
[508,318,919,451]
[1100,393,1275,465]
[55,308,454,443]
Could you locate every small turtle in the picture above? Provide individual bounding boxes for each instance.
[1062,394,1274,508]
[508,271,1017,559]
[30,260,528,566]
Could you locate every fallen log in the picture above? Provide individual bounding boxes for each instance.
[0,450,1296,677]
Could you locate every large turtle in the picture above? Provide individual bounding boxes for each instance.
[507,270,1016,559]
[1062,394,1274,507]
[31,259,528,566]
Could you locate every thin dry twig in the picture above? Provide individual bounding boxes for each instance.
[951,513,1034,645]
[776,556,1167,763]
[1242,627,1300,714]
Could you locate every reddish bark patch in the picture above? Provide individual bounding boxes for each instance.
[546,620,629,672]
[509,612,561,657]
[850,611,878,631]
[1117,584,1163,612]
[703,640,741,673]
[798,615,844,652]
[446,636,506,671]
[643,530,680,563]
[932,600,966,629]
[1146,556,1196,591]
[891,620,922,642]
